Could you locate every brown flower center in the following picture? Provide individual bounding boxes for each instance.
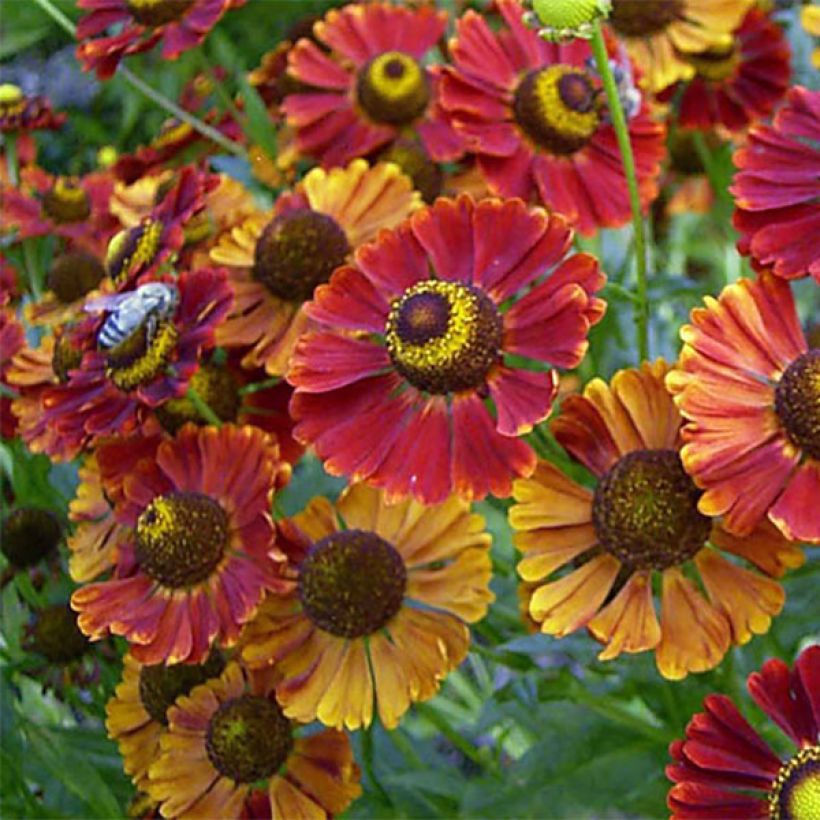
[135,492,229,588]
[126,0,195,26]
[299,529,407,638]
[357,51,430,126]
[253,208,350,303]
[105,319,178,391]
[686,43,740,82]
[105,219,163,285]
[609,0,682,37]
[769,745,820,820]
[379,139,443,203]
[774,350,820,461]
[1,507,62,568]
[592,449,711,571]
[385,279,502,394]
[206,695,293,783]
[47,250,105,304]
[52,330,85,383]
[42,178,91,224]
[155,363,241,434]
[513,66,600,156]
[31,604,89,664]
[138,651,226,725]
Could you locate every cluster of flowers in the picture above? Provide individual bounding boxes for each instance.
[0,0,817,817]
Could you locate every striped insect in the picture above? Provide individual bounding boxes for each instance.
[85,282,179,349]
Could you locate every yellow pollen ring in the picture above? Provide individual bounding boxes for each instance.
[0,83,23,106]
[366,52,425,103]
[137,494,184,543]
[769,745,820,820]
[106,220,164,283]
[386,280,478,372]
[528,66,599,143]
[52,177,88,205]
[107,321,179,391]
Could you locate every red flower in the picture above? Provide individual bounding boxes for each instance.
[731,86,820,282]
[38,267,232,460]
[0,299,25,439]
[1,166,117,255]
[0,83,66,133]
[282,2,463,168]
[659,9,791,133]
[667,644,819,819]
[72,424,291,665]
[288,195,606,503]
[439,0,666,235]
[76,0,245,80]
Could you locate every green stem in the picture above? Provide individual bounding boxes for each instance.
[31,0,245,158]
[5,133,19,187]
[415,702,499,775]
[361,721,393,807]
[196,51,247,129]
[23,240,42,300]
[186,387,222,427]
[239,376,281,395]
[571,686,670,744]
[589,22,649,362]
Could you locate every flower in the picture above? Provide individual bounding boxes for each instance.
[76,0,245,79]
[1,166,117,255]
[1,507,62,570]
[146,661,362,818]
[241,482,493,729]
[667,644,820,819]
[289,194,605,503]
[106,651,226,790]
[72,423,291,664]
[606,0,753,92]
[730,86,820,283]
[0,297,25,439]
[210,159,421,377]
[658,8,790,133]
[0,83,66,133]
[511,360,804,680]
[667,274,820,544]
[525,0,612,42]
[282,1,463,168]
[439,0,666,235]
[37,267,231,459]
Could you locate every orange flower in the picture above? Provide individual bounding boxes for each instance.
[210,159,420,376]
[511,360,804,680]
[241,482,493,729]
[146,661,362,818]
[668,274,820,543]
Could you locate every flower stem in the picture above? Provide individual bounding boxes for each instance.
[5,133,19,187]
[196,50,247,130]
[186,386,222,427]
[362,720,393,807]
[31,0,246,158]
[589,22,649,362]
[23,240,43,300]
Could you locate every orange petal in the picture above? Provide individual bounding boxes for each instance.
[695,550,785,646]
[710,519,804,579]
[587,571,661,661]
[528,554,620,637]
[515,523,598,582]
[655,567,731,680]
[509,460,593,530]
[269,775,325,820]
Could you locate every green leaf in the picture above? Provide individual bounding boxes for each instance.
[236,75,279,162]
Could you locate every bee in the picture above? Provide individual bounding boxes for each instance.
[85,282,179,350]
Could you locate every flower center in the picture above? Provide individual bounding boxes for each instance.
[105,219,163,285]
[1,507,62,569]
[770,746,820,820]
[357,51,431,126]
[379,139,443,203]
[686,43,740,82]
[135,492,229,588]
[513,66,600,156]
[385,279,502,394]
[31,604,89,664]
[42,178,91,225]
[138,651,226,726]
[253,208,350,303]
[155,363,241,434]
[206,695,293,783]
[47,250,105,304]
[609,0,682,37]
[105,319,178,391]
[774,350,820,461]
[298,529,407,638]
[126,0,195,26]
[592,449,712,571]
[0,83,25,117]
[52,330,85,383]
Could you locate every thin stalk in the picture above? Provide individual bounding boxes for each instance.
[5,133,18,187]
[186,387,223,426]
[362,721,393,806]
[589,22,649,362]
[31,0,245,158]
[23,240,42,300]
[196,51,247,129]
[571,686,670,744]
